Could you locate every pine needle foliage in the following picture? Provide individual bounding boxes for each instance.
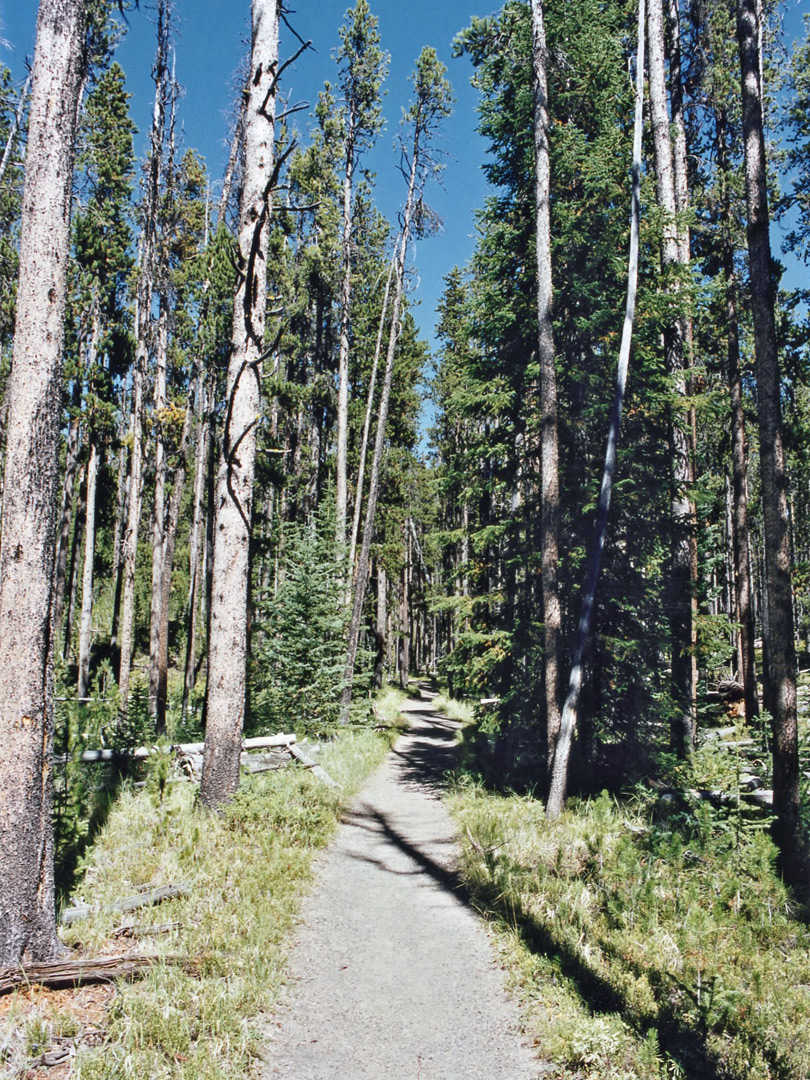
[251,507,350,735]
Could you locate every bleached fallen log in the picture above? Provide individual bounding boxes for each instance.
[55,733,296,765]
[0,954,168,995]
[60,882,190,927]
[289,743,339,788]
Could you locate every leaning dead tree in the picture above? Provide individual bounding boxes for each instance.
[546,0,646,820]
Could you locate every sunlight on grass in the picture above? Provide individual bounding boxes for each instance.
[0,729,390,1080]
[447,772,810,1080]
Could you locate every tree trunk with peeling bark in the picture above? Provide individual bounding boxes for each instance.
[201,0,279,810]
[0,0,87,965]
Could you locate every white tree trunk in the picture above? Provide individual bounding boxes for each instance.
[201,0,279,809]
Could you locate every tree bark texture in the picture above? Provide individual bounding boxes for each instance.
[0,0,87,965]
[201,0,279,810]
[530,0,561,764]
[736,0,807,892]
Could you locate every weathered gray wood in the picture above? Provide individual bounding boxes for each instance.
[60,882,190,927]
[0,954,168,994]
[54,733,296,765]
[289,744,339,789]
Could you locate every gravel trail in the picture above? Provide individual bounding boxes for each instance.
[262,694,539,1080]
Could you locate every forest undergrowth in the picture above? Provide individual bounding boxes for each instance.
[0,690,401,1079]
[447,703,810,1080]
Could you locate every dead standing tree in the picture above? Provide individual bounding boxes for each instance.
[339,48,453,722]
[0,0,88,965]
[201,0,310,808]
[546,0,646,820]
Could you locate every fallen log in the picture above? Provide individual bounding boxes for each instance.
[289,744,339,789]
[0,954,167,995]
[60,882,190,927]
[54,734,296,766]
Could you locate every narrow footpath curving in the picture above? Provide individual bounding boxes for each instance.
[262,693,539,1079]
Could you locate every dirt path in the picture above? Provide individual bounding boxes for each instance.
[262,695,539,1079]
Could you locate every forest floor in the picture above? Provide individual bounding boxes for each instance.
[260,691,541,1080]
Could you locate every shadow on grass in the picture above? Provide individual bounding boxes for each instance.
[53,759,137,909]
[384,704,737,1080]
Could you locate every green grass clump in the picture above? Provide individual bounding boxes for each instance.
[448,774,810,1080]
[432,692,475,725]
[33,728,391,1079]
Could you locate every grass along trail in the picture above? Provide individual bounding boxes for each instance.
[261,693,538,1079]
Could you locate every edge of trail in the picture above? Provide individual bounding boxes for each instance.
[260,688,542,1079]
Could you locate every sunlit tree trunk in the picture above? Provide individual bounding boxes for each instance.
[201,0,279,809]
[0,0,87,965]
[648,0,697,755]
[530,0,561,764]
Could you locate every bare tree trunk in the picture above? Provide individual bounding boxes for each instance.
[648,0,697,755]
[339,144,419,722]
[347,253,395,585]
[530,0,561,764]
[201,0,279,810]
[52,389,82,654]
[148,298,169,723]
[117,347,145,716]
[182,379,209,720]
[717,109,758,720]
[374,563,386,688]
[110,402,129,647]
[546,0,645,820]
[736,0,807,893]
[118,2,169,719]
[77,438,100,700]
[0,70,31,189]
[335,124,355,555]
[0,0,86,965]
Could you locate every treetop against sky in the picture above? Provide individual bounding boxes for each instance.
[1,0,490,355]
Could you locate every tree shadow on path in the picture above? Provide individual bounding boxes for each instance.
[362,699,732,1080]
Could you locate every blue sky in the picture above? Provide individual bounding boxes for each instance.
[1,1,808,337]
[1,1,492,355]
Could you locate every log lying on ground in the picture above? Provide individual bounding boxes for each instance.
[658,787,773,809]
[54,733,296,765]
[289,743,339,789]
[60,882,191,927]
[0,954,173,995]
